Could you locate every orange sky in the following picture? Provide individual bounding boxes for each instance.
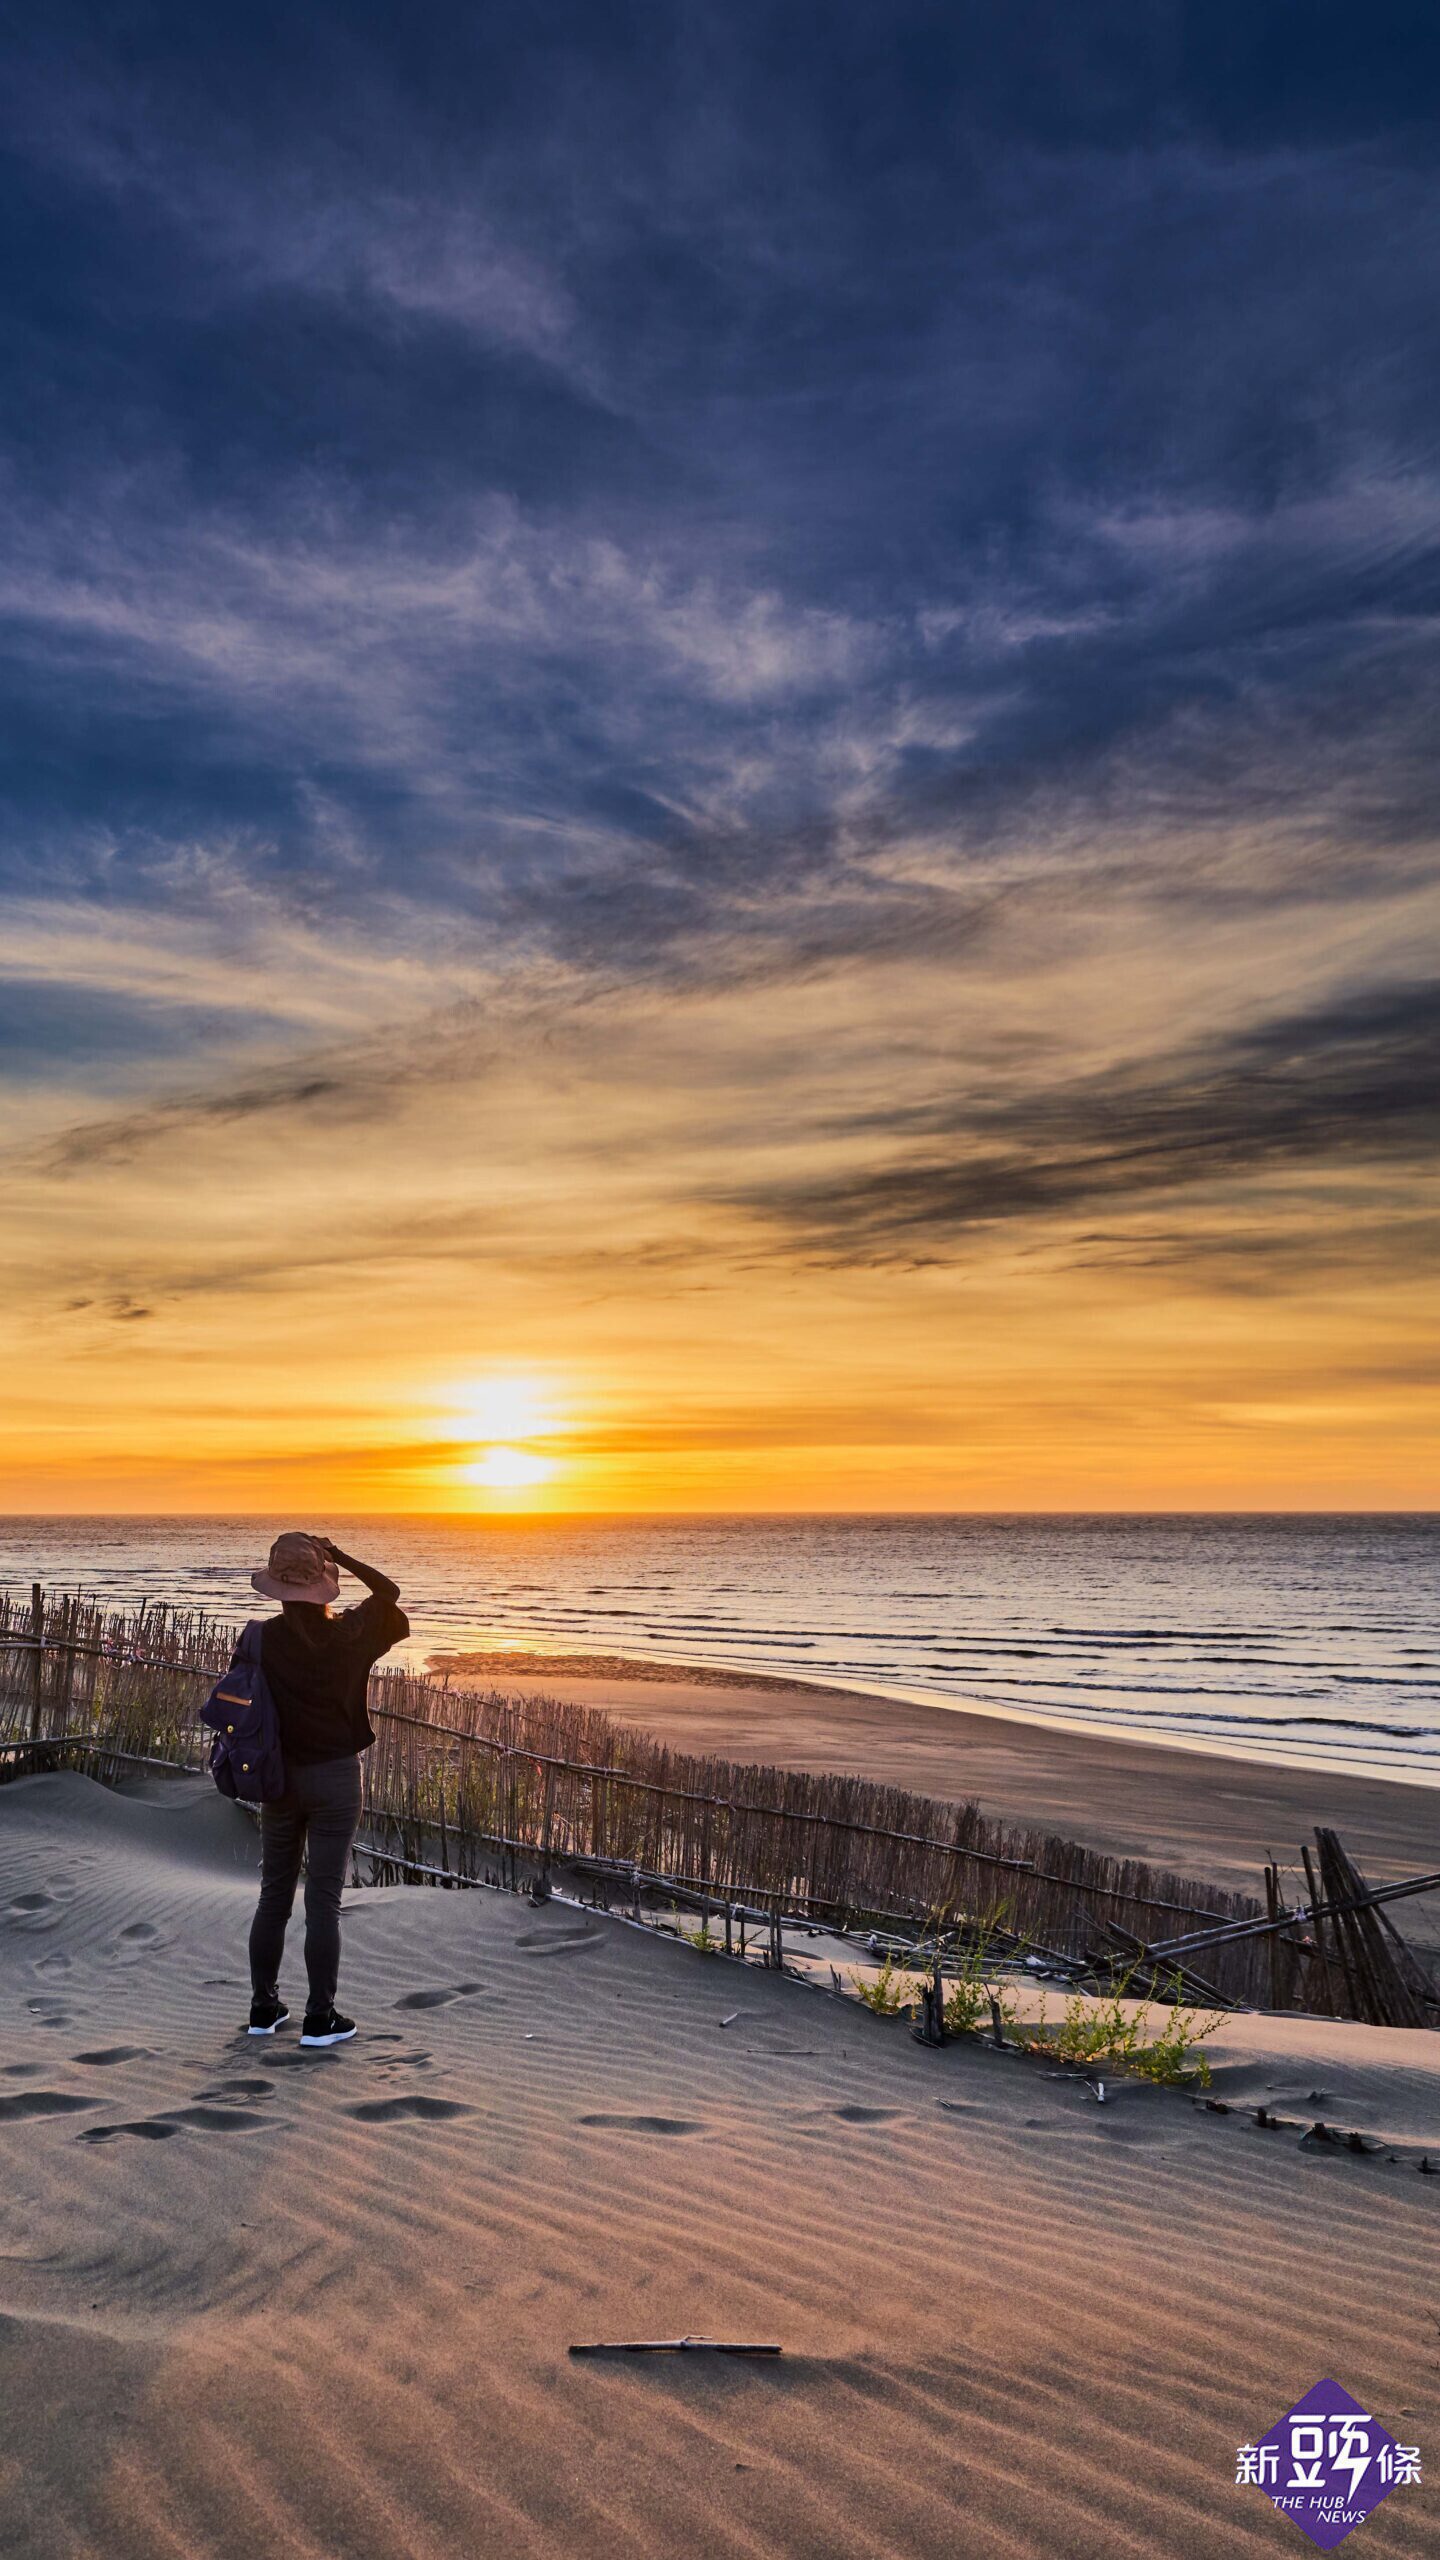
[2,871,1434,1514]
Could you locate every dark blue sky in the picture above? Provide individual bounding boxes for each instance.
[4,3,1439,956]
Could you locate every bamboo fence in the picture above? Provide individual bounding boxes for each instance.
[0,1583,1394,2017]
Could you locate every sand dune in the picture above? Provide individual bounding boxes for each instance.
[2,1767,1437,2559]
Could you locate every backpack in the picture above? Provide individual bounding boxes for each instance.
[201,1620,287,1803]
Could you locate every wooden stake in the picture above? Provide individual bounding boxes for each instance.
[1300,1843,1337,2013]
[1315,1829,1433,2029]
[539,1762,555,1896]
[912,1961,946,2047]
[1264,1863,1283,2012]
[28,1584,43,1742]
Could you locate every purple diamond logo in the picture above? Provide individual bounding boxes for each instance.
[1236,2380,1421,2548]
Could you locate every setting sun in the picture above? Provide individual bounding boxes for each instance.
[445,1375,567,1498]
[449,1377,557,1442]
[460,1446,557,1490]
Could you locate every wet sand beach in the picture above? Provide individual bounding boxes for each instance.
[431,1650,1440,1937]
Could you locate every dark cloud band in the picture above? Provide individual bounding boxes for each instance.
[727,982,1440,1257]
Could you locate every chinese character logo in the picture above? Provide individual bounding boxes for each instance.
[1236,2379,1422,2549]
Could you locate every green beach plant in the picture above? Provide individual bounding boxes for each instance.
[1018,1970,1220,2086]
[855,1952,922,2016]
[1047,1980,1147,2069]
[940,1920,1021,2039]
[1126,1984,1221,2087]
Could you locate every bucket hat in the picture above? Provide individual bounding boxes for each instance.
[251,1531,340,1608]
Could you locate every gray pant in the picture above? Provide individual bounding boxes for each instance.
[248,1754,363,2014]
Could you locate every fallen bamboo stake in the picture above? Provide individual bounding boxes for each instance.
[1102,1868,1440,1970]
[1092,1917,1240,2011]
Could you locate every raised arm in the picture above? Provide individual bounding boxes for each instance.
[318,1539,401,1605]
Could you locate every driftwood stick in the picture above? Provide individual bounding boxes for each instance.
[569,2337,781,2357]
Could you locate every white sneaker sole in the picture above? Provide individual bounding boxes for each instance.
[300,2026,357,2046]
[247,2019,288,2036]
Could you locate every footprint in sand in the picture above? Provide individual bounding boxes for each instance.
[578,2114,705,2136]
[832,2106,904,2125]
[96,1924,163,1966]
[2,2063,47,2079]
[24,1998,71,2029]
[163,2106,275,2133]
[78,2120,182,2143]
[7,1891,54,1916]
[515,1929,605,1956]
[80,2106,274,2141]
[345,2095,472,2124]
[193,2078,275,2102]
[33,1953,71,1980]
[72,2046,150,2066]
[393,1984,484,2010]
[0,2090,99,2122]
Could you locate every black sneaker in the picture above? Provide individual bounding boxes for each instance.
[248,1996,291,2036]
[300,2007,357,2047]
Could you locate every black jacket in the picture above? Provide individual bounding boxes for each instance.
[259,1548,408,1765]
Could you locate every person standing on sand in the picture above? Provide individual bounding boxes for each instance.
[245,1532,409,2047]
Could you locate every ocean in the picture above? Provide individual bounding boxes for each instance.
[2,1512,1436,1789]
